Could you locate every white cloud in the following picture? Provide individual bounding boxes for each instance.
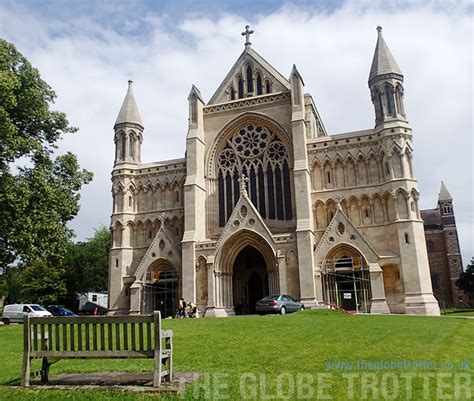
[0,1,472,264]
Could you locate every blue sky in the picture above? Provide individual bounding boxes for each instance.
[0,0,472,265]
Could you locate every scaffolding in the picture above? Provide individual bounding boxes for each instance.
[142,270,178,318]
[322,256,372,313]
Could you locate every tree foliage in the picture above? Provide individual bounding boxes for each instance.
[456,260,474,306]
[63,227,110,305]
[0,38,93,269]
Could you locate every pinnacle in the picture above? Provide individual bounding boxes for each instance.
[115,80,143,128]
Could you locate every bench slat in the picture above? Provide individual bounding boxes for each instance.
[115,323,120,351]
[107,323,113,351]
[85,323,90,351]
[93,324,98,351]
[138,322,144,351]
[100,324,105,351]
[29,315,154,325]
[77,323,82,351]
[29,350,154,358]
[146,322,152,350]
[55,324,60,351]
[123,322,128,351]
[70,324,75,351]
[62,324,67,350]
[131,323,136,351]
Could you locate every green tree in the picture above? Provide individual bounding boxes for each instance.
[63,227,110,304]
[20,258,67,305]
[0,38,92,269]
[456,260,474,306]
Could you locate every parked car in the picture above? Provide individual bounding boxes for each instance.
[255,295,305,315]
[46,305,77,317]
[2,304,52,324]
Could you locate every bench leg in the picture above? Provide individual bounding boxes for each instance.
[40,357,50,384]
[153,349,161,387]
[21,357,30,387]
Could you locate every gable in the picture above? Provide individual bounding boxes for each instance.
[314,206,380,265]
[208,48,291,105]
[133,225,182,282]
[216,188,275,252]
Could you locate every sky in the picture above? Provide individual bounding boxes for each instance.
[0,0,472,266]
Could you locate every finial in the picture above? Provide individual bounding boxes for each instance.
[335,194,343,209]
[241,25,254,48]
[128,79,133,86]
[159,211,166,225]
[238,174,249,196]
[376,26,382,33]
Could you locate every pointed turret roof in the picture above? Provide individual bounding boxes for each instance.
[115,80,143,128]
[290,64,304,85]
[438,181,453,202]
[369,26,402,84]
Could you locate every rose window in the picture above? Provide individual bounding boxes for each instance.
[233,125,270,159]
[217,123,293,227]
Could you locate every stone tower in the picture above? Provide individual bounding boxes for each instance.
[368,27,439,315]
[437,182,464,305]
[109,80,144,313]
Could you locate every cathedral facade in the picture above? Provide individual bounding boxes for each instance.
[108,26,440,317]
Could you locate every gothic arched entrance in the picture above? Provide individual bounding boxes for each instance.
[233,246,268,314]
[214,229,278,316]
[142,259,178,318]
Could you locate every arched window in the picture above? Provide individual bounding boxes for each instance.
[121,134,126,160]
[385,85,394,116]
[265,80,271,94]
[230,86,236,100]
[246,64,254,93]
[238,77,244,98]
[256,73,263,95]
[378,92,384,118]
[385,162,390,176]
[129,135,135,158]
[442,203,453,214]
[395,85,405,116]
[404,233,410,244]
[217,124,292,226]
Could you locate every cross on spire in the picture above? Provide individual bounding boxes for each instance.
[241,25,254,48]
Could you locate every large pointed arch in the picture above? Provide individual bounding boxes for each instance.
[215,228,276,274]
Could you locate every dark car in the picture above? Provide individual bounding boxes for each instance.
[255,294,305,315]
[46,305,77,316]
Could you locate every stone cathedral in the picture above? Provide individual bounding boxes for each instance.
[108,26,441,317]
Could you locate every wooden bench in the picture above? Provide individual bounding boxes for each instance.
[21,311,172,387]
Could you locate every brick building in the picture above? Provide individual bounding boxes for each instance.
[421,182,464,307]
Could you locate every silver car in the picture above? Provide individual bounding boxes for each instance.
[255,294,305,315]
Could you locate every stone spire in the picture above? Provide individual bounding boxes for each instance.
[438,181,453,202]
[115,80,143,129]
[369,26,403,85]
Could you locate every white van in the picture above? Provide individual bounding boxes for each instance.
[2,304,52,324]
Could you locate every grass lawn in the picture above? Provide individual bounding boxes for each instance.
[443,308,474,317]
[0,310,472,400]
